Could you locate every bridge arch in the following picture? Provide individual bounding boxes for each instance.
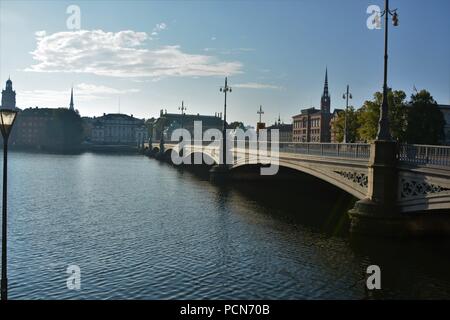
[231,158,367,200]
[161,146,219,166]
[182,151,218,166]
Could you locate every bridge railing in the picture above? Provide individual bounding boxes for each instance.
[277,142,371,159]
[158,140,371,160]
[398,144,450,167]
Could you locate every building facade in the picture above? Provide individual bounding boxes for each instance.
[267,117,293,142]
[10,107,83,150]
[12,108,52,147]
[91,113,148,145]
[152,110,223,141]
[292,69,332,142]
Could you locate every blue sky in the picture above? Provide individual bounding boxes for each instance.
[1,0,449,126]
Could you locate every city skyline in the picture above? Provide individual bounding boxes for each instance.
[0,0,449,126]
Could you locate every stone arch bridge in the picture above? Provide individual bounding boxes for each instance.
[148,140,450,236]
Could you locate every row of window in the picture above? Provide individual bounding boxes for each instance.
[292,135,321,142]
[293,118,321,129]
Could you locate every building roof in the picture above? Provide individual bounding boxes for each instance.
[267,123,293,132]
[332,108,344,116]
[93,113,145,126]
[293,107,322,118]
[156,112,223,126]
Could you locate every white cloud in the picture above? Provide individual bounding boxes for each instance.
[18,83,139,108]
[155,22,167,31]
[76,83,139,94]
[25,29,242,78]
[234,82,282,90]
[151,22,167,37]
[204,47,255,55]
[35,30,46,37]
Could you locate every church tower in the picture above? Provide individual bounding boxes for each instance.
[69,87,74,111]
[320,68,330,114]
[1,77,16,109]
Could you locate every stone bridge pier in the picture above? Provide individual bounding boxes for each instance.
[350,141,450,236]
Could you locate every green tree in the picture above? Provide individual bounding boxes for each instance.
[357,90,408,142]
[331,106,359,142]
[46,108,83,150]
[228,121,245,130]
[405,90,445,144]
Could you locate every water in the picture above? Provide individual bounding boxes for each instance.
[4,152,450,299]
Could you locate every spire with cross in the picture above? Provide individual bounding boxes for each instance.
[321,67,331,114]
[178,100,187,115]
[257,105,264,123]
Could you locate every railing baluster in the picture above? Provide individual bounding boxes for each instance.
[396,143,450,167]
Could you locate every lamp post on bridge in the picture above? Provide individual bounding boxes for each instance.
[376,0,399,141]
[348,0,401,236]
[158,113,166,157]
[220,77,231,165]
[178,101,187,130]
[342,85,352,143]
[0,108,18,301]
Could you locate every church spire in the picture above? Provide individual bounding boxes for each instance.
[320,67,330,114]
[69,86,74,111]
[323,67,329,97]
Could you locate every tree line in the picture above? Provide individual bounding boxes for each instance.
[331,89,446,145]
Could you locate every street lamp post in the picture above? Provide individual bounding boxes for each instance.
[376,0,399,141]
[159,115,166,155]
[220,77,231,165]
[342,85,352,143]
[178,101,187,130]
[0,108,18,301]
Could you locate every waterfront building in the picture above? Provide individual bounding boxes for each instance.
[152,110,223,141]
[292,69,332,142]
[91,113,148,145]
[12,107,52,147]
[11,107,83,150]
[267,116,293,142]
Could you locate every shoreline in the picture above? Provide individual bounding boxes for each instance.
[4,144,142,155]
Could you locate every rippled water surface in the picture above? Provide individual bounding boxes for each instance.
[5,152,450,299]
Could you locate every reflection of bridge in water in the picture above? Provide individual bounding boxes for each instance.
[145,140,450,237]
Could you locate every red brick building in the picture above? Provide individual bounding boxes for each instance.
[292,69,332,142]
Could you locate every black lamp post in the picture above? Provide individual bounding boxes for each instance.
[219,77,231,165]
[376,0,399,141]
[0,108,17,301]
[159,117,165,152]
[178,101,187,130]
[342,85,352,143]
